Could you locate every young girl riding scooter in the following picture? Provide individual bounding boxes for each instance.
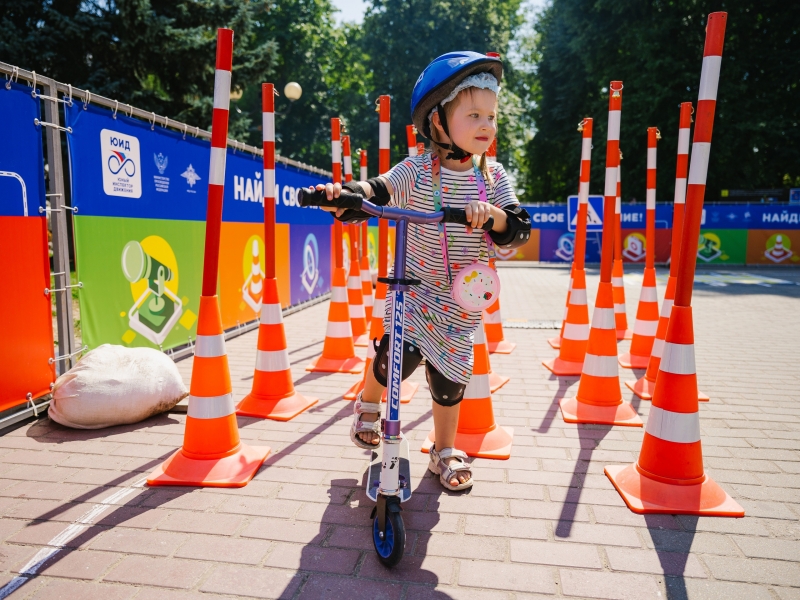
[316,52,531,491]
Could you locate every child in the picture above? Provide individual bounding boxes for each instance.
[316,51,531,490]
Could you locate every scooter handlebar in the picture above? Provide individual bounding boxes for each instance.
[297,187,364,211]
[296,187,494,231]
[442,206,494,232]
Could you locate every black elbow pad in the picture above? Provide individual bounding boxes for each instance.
[489,206,532,249]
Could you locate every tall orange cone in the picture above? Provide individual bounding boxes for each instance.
[627,104,709,402]
[359,152,374,323]
[149,29,269,486]
[422,323,513,459]
[237,84,318,420]
[237,281,318,419]
[560,82,642,427]
[306,120,365,374]
[545,117,594,375]
[608,13,741,516]
[548,265,572,350]
[620,127,660,368]
[613,165,631,340]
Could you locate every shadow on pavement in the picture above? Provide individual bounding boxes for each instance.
[648,515,699,600]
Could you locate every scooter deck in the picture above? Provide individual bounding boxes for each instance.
[367,436,411,503]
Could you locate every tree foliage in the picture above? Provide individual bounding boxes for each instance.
[519,0,800,204]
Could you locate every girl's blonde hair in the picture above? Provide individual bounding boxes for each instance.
[428,87,496,188]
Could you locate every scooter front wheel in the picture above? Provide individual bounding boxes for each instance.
[373,508,405,567]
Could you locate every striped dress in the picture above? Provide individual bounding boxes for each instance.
[383,152,519,385]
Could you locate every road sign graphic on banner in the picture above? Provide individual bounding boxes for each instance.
[568,195,603,232]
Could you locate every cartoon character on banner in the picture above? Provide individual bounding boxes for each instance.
[121,237,183,346]
[301,233,321,295]
[622,232,646,262]
[764,233,797,263]
[554,232,574,262]
[242,236,266,313]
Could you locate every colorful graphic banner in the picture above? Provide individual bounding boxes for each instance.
[66,103,329,352]
[0,83,55,410]
[695,229,748,265]
[746,230,800,265]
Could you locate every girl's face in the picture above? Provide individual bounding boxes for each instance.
[433,87,497,156]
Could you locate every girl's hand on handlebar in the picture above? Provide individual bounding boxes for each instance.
[464,200,493,234]
[313,183,346,218]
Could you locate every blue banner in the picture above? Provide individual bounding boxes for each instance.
[0,83,46,217]
[65,103,329,224]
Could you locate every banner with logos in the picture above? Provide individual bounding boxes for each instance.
[66,103,329,352]
[509,203,800,265]
[0,83,55,411]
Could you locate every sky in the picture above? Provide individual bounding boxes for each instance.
[331,0,548,25]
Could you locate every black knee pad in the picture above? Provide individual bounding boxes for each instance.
[372,334,424,387]
[425,363,465,407]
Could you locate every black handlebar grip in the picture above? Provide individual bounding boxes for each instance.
[296,188,364,211]
[442,207,494,231]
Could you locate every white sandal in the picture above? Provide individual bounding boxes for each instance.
[428,445,473,491]
[350,393,382,450]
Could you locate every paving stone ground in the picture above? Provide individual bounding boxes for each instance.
[1,264,799,599]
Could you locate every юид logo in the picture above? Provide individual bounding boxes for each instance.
[101,129,142,198]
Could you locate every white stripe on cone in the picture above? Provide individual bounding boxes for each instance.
[660,343,696,375]
[582,354,619,377]
[464,375,490,399]
[209,147,227,185]
[260,304,282,325]
[569,289,588,305]
[632,319,659,336]
[331,287,348,303]
[195,334,226,358]
[255,349,290,372]
[563,323,590,340]
[213,70,232,109]
[187,393,235,419]
[646,406,701,444]
[591,307,616,330]
[326,320,352,339]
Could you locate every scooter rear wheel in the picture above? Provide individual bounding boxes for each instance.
[373,509,405,567]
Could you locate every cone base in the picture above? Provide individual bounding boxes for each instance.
[547,335,562,349]
[618,352,651,369]
[147,444,271,488]
[560,397,642,427]
[542,357,584,376]
[306,355,365,374]
[616,329,632,341]
[344,380,418,403]
[236,391,318,421]
[605,463,744,517]
[421,426,514,460]
[489,371,510,393]
[353,333,370,347]
[626,377,710,402]
[488,340,516,354]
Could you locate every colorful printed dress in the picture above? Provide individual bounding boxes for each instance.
[383,153,519,385]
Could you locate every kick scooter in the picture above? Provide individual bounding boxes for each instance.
[298,187,493,567]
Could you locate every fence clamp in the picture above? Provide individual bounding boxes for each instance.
[4,66,19,90]
[44,282,83,295]
[49,345,88,365]
[33,118,72,134]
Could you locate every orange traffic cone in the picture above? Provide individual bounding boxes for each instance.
[606,306,743,516]
[348,226,369,347]
[548,265,573,350]
[612,259,631,340]
[484,298,516,354]
[307,267,365,374]
[560,282,642,426]
[236,279,318,420]
[344,280,418,403]
[619,267,659,368]
[360,254,373,323]
[148,296,270,487]
[422,324,514,459]
[543,267,590,376]
[626,276,709,401]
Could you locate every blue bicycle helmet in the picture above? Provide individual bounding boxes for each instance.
[411,51,503,158]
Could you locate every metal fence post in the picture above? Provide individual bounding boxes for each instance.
[41,76,76,375]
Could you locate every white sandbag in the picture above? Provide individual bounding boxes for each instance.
[50,344,188,429]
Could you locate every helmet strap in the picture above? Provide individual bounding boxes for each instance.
[432,103,471,162]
